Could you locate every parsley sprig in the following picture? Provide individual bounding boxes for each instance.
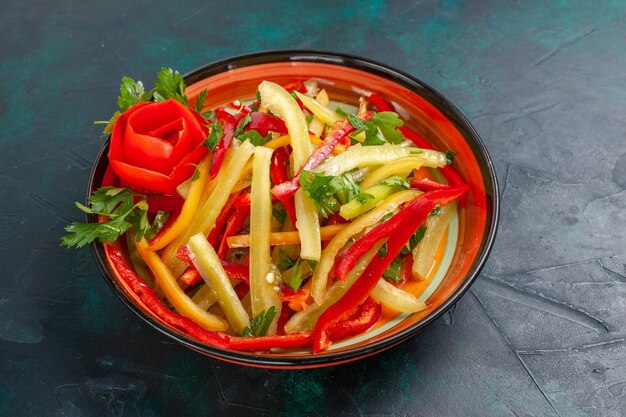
[241,307,276,337]
[299,170,373,217]
[61,187,162,249]
[348,112,405,145]
[97,68,195,135]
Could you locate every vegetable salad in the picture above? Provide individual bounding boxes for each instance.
[63,69,467,353]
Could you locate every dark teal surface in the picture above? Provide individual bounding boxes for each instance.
[1,1,626,416]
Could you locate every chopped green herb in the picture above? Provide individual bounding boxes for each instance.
[288,258,304,291]
[378,243,388,258]
[189,163,201,182]
[379,176,410,189]
[355,192,375,204]
[241,307,276,337]
[278,249,297,271]
[195,89,208,113]
[117,77,149,112]
[383,255,404,283]
[335,106,348,118]
[255,89,262,103]
[305,259,318,271]
[203,122,223,151]
[446,150,457,165]
[305,113,314,125]
[61,187,151,248]
[233,113,252,138]
[272,205,287,225]
[374,112,404,144]
[237,129,272,146]
[401,225,427,254]
[431,206,442,215]
[144,211,170,241]
[153,68,188,105]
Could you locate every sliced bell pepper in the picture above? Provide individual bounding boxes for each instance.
[334,187,467,280]
[209,108,237,179]
[149,156,210,250]
[228,332,312,351]
[207,191,240,247]
[247,112,288,136]
[411,177,452,192]
[107,244,230,347]
[312,187,467,352]
[326,297,381,342]
[217,208,249,259]
[270,146,297,225]
[272,112,375,200]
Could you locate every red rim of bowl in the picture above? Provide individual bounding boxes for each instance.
[88,50,499,369]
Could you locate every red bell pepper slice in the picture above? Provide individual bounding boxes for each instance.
[270,146,298,225]
[334,186,467,280]
[411,177,452,192]
[326,297,381,341]
[207,192,239,247]
[179,259,251,287]
[272,112,375,200]
[108,244,230,348]
[217,208,249,258]
[209,108,237,179]
[313,187,467,352]
[228,332,312,351]
[247,112,288,136]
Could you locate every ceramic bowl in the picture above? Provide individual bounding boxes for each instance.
[90,51,499,369]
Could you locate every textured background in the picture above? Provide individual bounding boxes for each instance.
[1,0,626,416]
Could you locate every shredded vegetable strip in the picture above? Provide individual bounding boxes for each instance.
[187,233,250,334]
[370,279,427,313]
[285,242,383,334]
[192,284,218,310]
[249,146,281,334]
[309,135,344,155]
[339,184,403,220]
[314,145,447,177]
[227,224,345,248]
[135,238,228,331]
[413,202,456,280]
[311,190,420,303]
[161,140,256,277]
[359,156,435,189]
[258,81,321,260]
[294,91,341,125]
[149,157,210,250]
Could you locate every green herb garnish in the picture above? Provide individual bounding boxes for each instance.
[61,187,152,248]
[241,307,276,337]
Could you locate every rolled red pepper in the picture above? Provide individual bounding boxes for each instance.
[247,112,288,136]
[326,297,381,341]
[270,147,298,225]
[108,244,230,348]
[209,108,237,179]
[228,332,312,351]
[313,187,467,352]
[272,111,375,200]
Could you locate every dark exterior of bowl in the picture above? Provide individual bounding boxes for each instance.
[89,50,499,369]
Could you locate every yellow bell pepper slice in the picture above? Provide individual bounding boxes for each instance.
[135,238,228,331]
[258,81,321,261]
[227,224,346,248]
[249,146,281,334]
[149,157,210,250]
